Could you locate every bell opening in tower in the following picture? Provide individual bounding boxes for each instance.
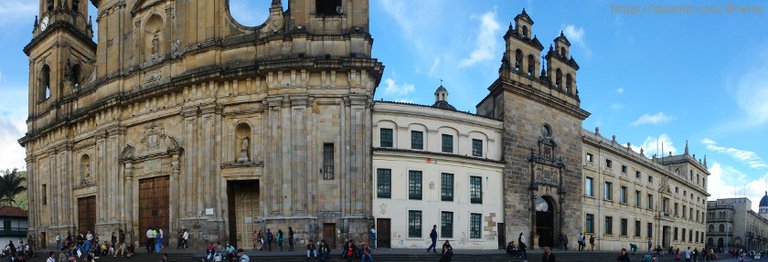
[316,0,343,16]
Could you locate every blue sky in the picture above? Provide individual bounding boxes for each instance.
[1,0,767,209]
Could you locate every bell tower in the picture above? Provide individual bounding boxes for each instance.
[24,0,96,119]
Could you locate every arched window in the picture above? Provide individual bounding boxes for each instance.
[514,49,523,71]
[708,225,714,232]
[41,65,51,100]
[522,25,529,38]
[560,47,567,57]
[71,64,81,88]
[527,54,535,77]
[555,68,562,89]
[719,224,725,232]
[565,73,572,94]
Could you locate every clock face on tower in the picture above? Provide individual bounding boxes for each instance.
[40,16,49,31]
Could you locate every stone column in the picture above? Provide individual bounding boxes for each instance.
[181,106,198,218]
[200,103,219,218]
[124,163,134,240]
[96,131,107,224]
[26,156,37,238]
[290,96,307,215]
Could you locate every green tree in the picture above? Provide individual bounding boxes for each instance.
[0,169,27,207]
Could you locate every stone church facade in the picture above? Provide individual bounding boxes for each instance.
[21,0,708,251]
[22,0,381,249]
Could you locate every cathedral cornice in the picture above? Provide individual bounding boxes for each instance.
[24,21,96,56]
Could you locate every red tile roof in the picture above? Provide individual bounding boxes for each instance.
[0,206,28,218]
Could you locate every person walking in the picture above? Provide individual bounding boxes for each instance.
[577,232,584,251]
[288,227,295,251]
[589,235,595,251]
[541,246,556,262]
[369,225,377,249]
[146,228,154,253]
[563,234,568,251]
[266,229,273,251]
[684,247,692,262]
[647,237,652,253]
[518,232,528,259]
[427,225,438,253]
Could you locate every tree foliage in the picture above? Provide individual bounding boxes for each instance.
[0,169,27,207]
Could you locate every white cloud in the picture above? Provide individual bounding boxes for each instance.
[429,58,441,75]
[382,77,415,96]
[0,0,36,27]
[458,9,501,67]
[702,138,767,169]
[630,133,677,157]
[630,112,672,126]
[0,114,26,171]
[707,162,768,212]
[610,103,623,111]
[733,56,768,126]
[562,24,592,58]
[615,88,624,94]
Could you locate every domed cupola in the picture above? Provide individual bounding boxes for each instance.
[432,84,457,111]
[760,191,768,218]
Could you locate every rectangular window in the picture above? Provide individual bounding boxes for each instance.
[605,216,613,235]
[585,177,594,197]
[408,210,422,238]
[695,230,698,243]
[409,171,423,200]
[380,128,393,147]
[316,0,343,16]
[606,159,613,168]
[620,218,628,236]
[470,213,482,239]
[647,194,654,210]
[636,171,641,179]
[472,139,483,157]
[674,227,678,241]
[682,228,686,241]
[648,176,653,183]
[441,212,453,238]
[634,220,641,237]
[647,223,653,238]
[675,203,679,216]
[586,153,593,163]
[620,186,628,204]
[585,214,594,234]
[604,182,612,201]
[42,184,47,205]
[682,205,687,218]
[441,134,453,153]
[470,176,483,204]
[323,143,334,179]
[411,131,424,150]
[621,165,627,173]
[2,221,9,231]
[441,173,454,201]
[376,168,392,198]
[635,190,641,207]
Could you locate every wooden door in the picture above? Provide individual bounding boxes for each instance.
[227,180,259,248]
[40,232,46,249]
[497,223,506,249]
[139,176,170,239]
[77,196,96,235]
[323,223,336,249]
[376,219,391,248]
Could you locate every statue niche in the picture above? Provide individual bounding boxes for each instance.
[80,154,92,185]
[236,123,252,163]
[143,14,164,62]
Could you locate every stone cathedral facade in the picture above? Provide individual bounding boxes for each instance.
[21,0,708,251]
[21,0,381,249]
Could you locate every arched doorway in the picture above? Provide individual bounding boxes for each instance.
[717,238,724,248]
[535,196,556,248]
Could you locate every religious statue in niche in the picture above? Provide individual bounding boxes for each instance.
[151,33,160,59]
[81,161,91,185]
[238,136,250,162]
